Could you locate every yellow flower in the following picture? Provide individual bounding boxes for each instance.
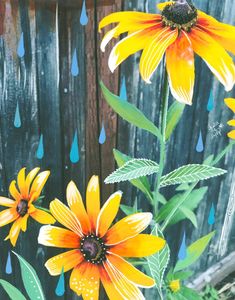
[38,176,166,299]
[225,98,235,139]
[99,0,235,105]
[0,167,55,246]
[169,279,181,293]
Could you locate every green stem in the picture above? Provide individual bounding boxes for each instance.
[161,141,235,231]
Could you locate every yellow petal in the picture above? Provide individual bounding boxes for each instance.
[9,180,21,202]
[189,28,235,91]
[0,208,18,226]
[86,176,100,231]
[17,168,26,198]
[25,167,40,197]
[21,214,29,232]
[224,98,235,113]
[0,197,15,207]
[166,32,195,105]
[228,130,235,139]
[100,268,123,300]
[157,1,174,11]
[29,171,50,201]
[5,217,22,247]
[30,208,55,224]
[227,119,235,126]
[140,27,178,83]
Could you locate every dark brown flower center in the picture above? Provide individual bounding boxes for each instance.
[16,200,28,217]
[162,0,197,31]
[80,235,107,264]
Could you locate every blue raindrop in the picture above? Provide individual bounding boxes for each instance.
[178,231,187,260]
[99,123,106,144]
[71,49,79,77]
[196,131,204,153]
[5,251,12,275]
[208,203,215,225]
[17,32,25,58]
[55,268,65,296]
[14,102,21,128]
[36,134,44,159]
[120,77,127,101]
[80,0,88,25]
[207,91,214,112]
[70,131,80,163]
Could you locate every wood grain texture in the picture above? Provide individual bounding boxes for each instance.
[0,0,234,299]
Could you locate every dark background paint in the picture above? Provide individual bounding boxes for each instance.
[0,0,235,299]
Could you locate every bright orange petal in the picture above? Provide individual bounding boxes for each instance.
[103,259,144,300]
[225,98,235,113]
[140,27,178,83]
[228,130,235,139]
[38,225,80,248]
[96,191,122,237]
[67,181,91,234]
[21,214,29,232]
[0,197,15,207]
[107,253,155,288]
[86,176,100,231]
[157,1,174,11]
[30,208,55,224]
[166,32,195,105]
[228,120,235,126]
[105,213,152,245]
[5,217,22,247]
[25,167,40,197]
[189,27,235,91]
[70,262,100,299]
[110,234,166,257]
[50,199,83,236]
[0,208,18,226]
[197,11,235,55]
[100,267,123,300]
[17,168,26,198]
[9,180,21,201]
[29,170,50,201]
[45,249,83,276]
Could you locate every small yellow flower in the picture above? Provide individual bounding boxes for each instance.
[225,98,235,139]
[169,279,181,293]
[0,167,55,246]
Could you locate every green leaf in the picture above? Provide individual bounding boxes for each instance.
[177,207,198,228]
[166,102,185,140]
[120,204,142,215]
[160,164,227,187]
[12,251,45,300]
[100,81,162,140]
[0,280,26,300]
[174,231,215,272]
[172,271,194,281]
[105,158,159,184]
[178,287,203,300]
[147,226,170,299]
[113,149,151,198]
[176,183,190,191]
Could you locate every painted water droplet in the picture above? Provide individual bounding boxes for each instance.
[80,0,88,25]
[208,203,215,225]
[70,131,80,163]
[99,123,106,144]
[17,32,25,58]
[55,268,65,296]
[120,77,127,101]
[5,251,12,275]
[36,134,44,159]
[207,91,214,112]
[71,49,79,77]
[14,102,21,128]
[178,231,187,260]
[196,131,204,153]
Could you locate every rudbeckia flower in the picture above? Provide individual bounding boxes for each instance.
[0,167,55,246]
[99,0,235,105]
[38,176,165,299]
[169,279,181,293]
[225,98,235,139]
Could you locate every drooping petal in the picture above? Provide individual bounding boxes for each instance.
[0,197,15,207]
[45,249,83,276]
[100,267,124,300]
[86,176,100,231]
[5,217,22,247]
[29,171,50,201]
[225,98,235,113]
[96,191,122,237]
[228,130,235,139]
[50,199,83,236]
[110,234,166,257]
[103,259,145,300]
[189,27,235,91]
[25,167,40,197]
[30,208,56,225]
[9,180,21,202]
[157,1,174,11]
[70,262,100,299]
[197,11,235,55]
[107,253,155,288]
[105,213,152,245]
[139,27,178,83]
[21,214,29,232]
[17,168,26,198]
[0,208,18,226]
[67,181,91,234]
[38,225,80,248]
[166,31,195,105]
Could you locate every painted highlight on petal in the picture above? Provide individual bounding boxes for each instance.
[55,267,65,296]
[70,131,80,163]
[14,102,21,128]
[36,134,44,159]
[196,131,204,153]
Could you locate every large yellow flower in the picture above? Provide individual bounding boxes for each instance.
[225,98,235,139]
[99,0,235,105]
[38,176,165,300]
[0,167,55,246]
